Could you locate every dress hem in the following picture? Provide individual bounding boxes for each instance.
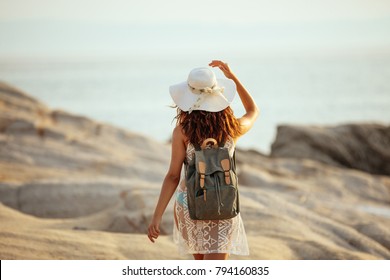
[177,249,250,256]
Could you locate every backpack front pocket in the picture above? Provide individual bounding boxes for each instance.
[195,184,238,220]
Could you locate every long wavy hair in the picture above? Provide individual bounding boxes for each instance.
[175,107,242,146]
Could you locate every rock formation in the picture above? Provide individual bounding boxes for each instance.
[1,82,389,260]
[270,124,390,175]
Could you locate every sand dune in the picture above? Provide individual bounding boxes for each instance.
[0,82,389,259]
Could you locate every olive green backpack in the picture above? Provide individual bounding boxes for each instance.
[185,138,240,220]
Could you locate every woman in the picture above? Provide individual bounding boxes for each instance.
[148,60,259,260]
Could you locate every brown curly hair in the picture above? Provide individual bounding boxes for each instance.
[175,107,242,146]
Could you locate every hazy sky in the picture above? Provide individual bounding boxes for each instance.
[1,0,390,23]
[1,0,390,58]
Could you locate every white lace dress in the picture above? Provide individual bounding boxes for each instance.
[173,138,249,256]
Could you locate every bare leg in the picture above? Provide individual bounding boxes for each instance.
[193,254,204,260]
[173,202,178,229]
[204,253,229,260]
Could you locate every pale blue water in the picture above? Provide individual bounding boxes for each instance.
[1,53,390,153]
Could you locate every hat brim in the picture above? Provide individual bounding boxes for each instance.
[169,78,236,112]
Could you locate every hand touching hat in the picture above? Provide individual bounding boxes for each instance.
[169,67,236,113]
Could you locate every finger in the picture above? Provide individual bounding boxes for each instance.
[150,233,158,242]
[148,235,155,243]
[147,231,154,242]
[209,60,223,66]
[148,227,159,237]
[210,61,229,72]
[148,230,159,242]
[149,224,160,234]
[211,60,227,66]
[147,229,155,241]
[152,225,160,234]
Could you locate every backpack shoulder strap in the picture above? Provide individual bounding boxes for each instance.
[232,150,237,171]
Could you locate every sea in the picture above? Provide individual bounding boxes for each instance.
[1,52,390,153]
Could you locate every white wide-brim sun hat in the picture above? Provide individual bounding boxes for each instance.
[169,67,236,113]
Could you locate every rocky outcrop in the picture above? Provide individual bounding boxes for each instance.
[0,81,171,233]
[1,82,390,260]
[270,124,390,175]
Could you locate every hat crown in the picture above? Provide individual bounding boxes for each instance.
[187,67,216,89]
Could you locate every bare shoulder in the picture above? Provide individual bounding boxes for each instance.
[172,125,187,147]
[172,125,184,138]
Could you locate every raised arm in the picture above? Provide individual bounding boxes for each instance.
[209,60,259,136]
